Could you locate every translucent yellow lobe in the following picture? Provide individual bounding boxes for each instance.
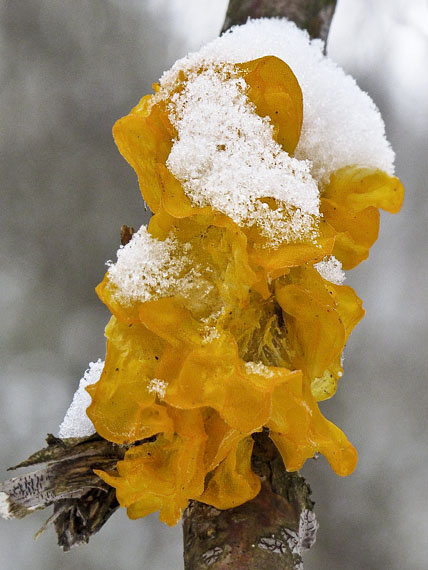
[321,167,404,269]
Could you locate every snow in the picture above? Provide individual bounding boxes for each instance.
[106,225,214,307]
[201,326,220,345]
[315,256,345,285]
[245,361,274,378]
[147,379,168,399]
[166,63,319,245]
[158,18,394,186]
[107,226,190,304]
[58,359,104,439]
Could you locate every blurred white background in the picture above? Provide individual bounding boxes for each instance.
[1,1,427,568]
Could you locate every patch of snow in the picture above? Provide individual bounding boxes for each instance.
[107,226,190,304]
[201,326,220,345]
[245,361,274,378]
[106,225,213,306]
[315,256,345,284]
[147,378,168,399]
[58,359,104,439]
[166,64,319,245]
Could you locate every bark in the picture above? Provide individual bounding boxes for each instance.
[120,224,135,246]
[222,0,337,45]
[0,434,126,550]
[183,432,317,570]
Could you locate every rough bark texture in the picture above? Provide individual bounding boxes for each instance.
[120,224,135,246]
[222,0,337,45]
[183,432,317,569]
[0,434,126,550]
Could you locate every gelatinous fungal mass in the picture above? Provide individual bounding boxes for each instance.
[60,19,404,526]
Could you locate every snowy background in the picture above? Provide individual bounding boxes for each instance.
[1,0,427,568]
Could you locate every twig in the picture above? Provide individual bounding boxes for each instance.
[222,0,337,45]
[0,434,126,550]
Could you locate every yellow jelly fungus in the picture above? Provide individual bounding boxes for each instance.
[321,167,405,269]
[87,55,403,525]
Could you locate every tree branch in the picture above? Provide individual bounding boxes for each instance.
[0,434,126,550]
[222,0,337,45]
[183,432,317,570]
[182,2,339,568]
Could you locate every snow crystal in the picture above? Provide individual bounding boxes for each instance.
[106,225,213,306]
[315,256,345,285]
[200,312,221,345]
[245,361,274,378]
[0,492,12,520]
[166,64,319,244]
[202,327,220,345]
[58,359,104,439]
[159,18,394,185]
[107,226,189,303]
[147,378,168,399]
